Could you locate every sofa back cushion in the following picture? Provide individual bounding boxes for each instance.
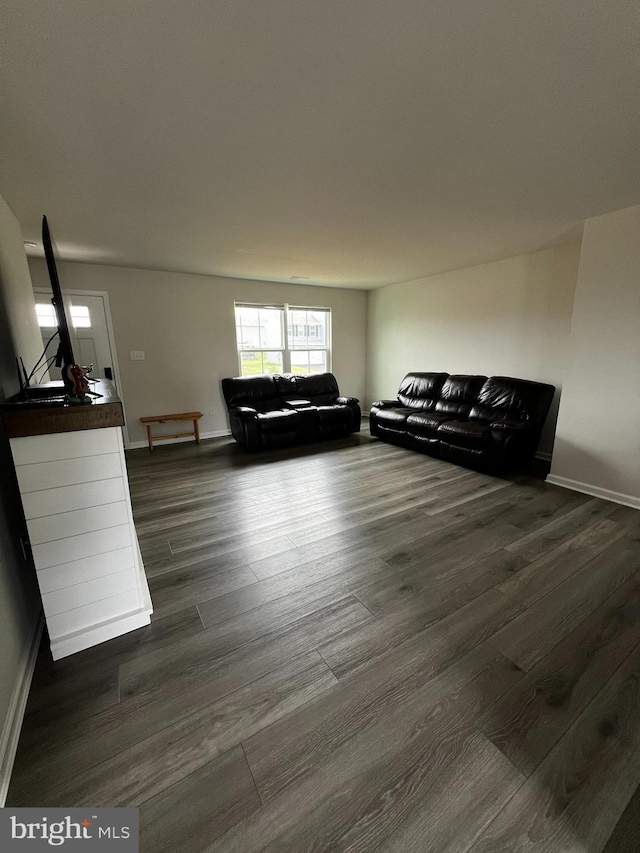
[397,373,449,411]
[273,374,298,400]
[276,372,340,406]
[470,376,555,426]
[222,375,282,413]
[435,375,487,417]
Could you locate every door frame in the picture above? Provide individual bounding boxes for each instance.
[33,287,130,448]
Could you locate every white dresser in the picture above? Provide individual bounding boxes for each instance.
[3,383,152,660]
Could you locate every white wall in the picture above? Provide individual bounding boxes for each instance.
[28,260,368,446]
[0,197,44,397]
[366,243,581,456]
[0,193,42,802]
[549,205,640,506]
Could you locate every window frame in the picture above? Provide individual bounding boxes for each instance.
[234,302,332,377]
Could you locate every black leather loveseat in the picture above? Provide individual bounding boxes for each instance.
[222,372,361,450]
[370,372,555,472]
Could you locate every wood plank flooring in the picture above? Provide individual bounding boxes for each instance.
[8,426,640,852]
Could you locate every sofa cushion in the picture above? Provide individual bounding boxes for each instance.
[397,373,449,412]
[406,411,454,438]
[375,407,415,428]
[276,373,340,406]
[316,404,351,424]
[437,420,491,449]
[256,409,300,433]
[435,375,487,417]
[222,375,282,413]
[470,376,555,425]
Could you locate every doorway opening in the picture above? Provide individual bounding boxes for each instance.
[33,288,129,446]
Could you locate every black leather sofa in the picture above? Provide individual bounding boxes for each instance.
[222,372,361,450]
[370,372,555,472]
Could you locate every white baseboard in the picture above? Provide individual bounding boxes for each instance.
[0,612,44,806]
[127,429,231,450]
[50,606,152,660]
[546,474,640,510]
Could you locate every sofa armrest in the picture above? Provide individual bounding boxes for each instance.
[371,399,401,409]
[489,420,541,468]
[228,405,258,417]
[337,396,359,405]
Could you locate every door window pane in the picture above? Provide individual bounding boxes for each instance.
[35,302,92,328]
[290,351,310,373]
[290,350,327,374]
[309,350,327,373]
[236,306,283,350]
[236,307,260,350]
[288,310,328,349]
[70,305,91,328]
[36,303,56,327]
[239,350,283,376]
[262,351,283,374]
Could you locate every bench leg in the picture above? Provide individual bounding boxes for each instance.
[146,424,153,452]
[194,419,200,444]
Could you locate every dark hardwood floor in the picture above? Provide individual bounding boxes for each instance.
[8,425,640,852]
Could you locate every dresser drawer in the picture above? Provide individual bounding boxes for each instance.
[28,501,129,546]
[37,546,136,593]
[10,427,120,465]
[32,523,132,570]
[42,568,139,618]
[16,453,123,493]
[21,477,127,520]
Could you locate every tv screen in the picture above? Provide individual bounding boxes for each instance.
[42,215,76,370]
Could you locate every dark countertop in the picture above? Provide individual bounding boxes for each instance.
[0,379,125,438]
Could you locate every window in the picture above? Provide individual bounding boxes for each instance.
[70,305,91,328]
[234,303,331,376]
[35,302,92,328]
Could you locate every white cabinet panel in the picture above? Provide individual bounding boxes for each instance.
[47,589,142,638]
[16,453,122,493]
[28,501,129,545]
[42,568,138,617]
[9,424,152,659]
[11,427,120,465]
[22,477,126,520]
[37,546,135,593]
[32,524,132,570]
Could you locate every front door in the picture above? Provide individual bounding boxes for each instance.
[34,290,119,389]
[33,288,129,446]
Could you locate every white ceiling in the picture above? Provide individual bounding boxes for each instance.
[1,1,639,289]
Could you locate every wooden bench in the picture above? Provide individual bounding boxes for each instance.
[139,411,203,452]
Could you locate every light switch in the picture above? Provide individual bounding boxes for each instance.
[130,351,145,361]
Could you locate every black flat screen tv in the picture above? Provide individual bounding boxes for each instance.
[42,214,76,371]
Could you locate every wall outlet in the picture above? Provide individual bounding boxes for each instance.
[208,407,215,415]
[130,351,145,361]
